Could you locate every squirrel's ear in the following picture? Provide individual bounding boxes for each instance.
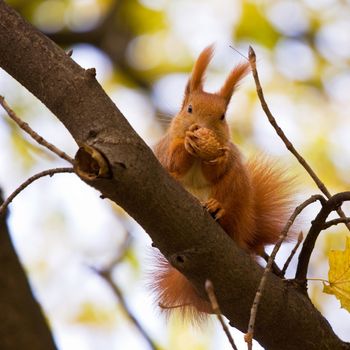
[181,45,214,109]
[218,62,250,104]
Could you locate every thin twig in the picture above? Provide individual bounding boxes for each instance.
[107,232,132,266]
[281,231,304,276]
[205,280,238,350]
[323,217,350,230]
[307,277,329,283]
[245,194,325,348]
[0,167,75,217]
[91,233,158,350]
[260,251,283,277]
[229,45,249,61]
[96,268,158,350]
[247,47,350,232]
[0,95,74,164]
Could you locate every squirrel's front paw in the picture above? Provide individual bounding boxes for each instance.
[203,198,225,221]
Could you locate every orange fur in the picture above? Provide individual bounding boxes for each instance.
[218,63,251,102]
[151,45,296,322]
[150,252,211,323]
[246,156,296,252]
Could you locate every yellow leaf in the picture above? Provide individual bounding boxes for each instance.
[323,237,350,313]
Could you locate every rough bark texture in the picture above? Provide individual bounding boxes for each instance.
[0,190,57,350]
[0,2,349,349]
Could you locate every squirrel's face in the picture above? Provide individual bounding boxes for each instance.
[170,91,230,144]
[168,45,250,145]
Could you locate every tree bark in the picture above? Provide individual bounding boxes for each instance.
[0,2,349,349]
[0,189,57,350]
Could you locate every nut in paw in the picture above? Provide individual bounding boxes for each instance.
[185,126,226,161]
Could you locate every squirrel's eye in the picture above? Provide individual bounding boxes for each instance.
[220,114,225,120]
[187,105,193,113]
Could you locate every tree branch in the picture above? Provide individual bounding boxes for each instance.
[0,96,74,164]
[0,190,58,350]
[205,280,238,350]
[296,192,350,283]
[0,168,75,217]
[91,232,159,350]
[0,2,349,349]
[323,217,350,230]
[95,268,159,350]
[281,231,303,276]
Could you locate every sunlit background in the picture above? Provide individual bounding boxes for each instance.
[1,0,350,349]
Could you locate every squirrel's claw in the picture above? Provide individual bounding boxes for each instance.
[203,198,225,221]
[185,130,198,138]
[184,135,199,156]
[205,146,229,164]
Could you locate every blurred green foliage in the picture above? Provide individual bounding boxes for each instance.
[119,0,166,34]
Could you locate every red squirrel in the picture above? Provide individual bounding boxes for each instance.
[151,45,295,319]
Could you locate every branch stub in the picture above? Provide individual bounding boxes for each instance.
[74,144,111,180]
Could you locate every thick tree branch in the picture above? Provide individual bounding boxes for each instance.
[0,2,349,349]
[0,190,57,350]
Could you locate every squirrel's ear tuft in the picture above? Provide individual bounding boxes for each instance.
[181,45,214,109]
[189,45,214,92]
[218,62,250,104]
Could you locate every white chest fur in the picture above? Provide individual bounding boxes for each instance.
[180,161,211,202]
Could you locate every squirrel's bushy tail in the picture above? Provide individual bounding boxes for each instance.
[149,252,211,324]
[246,156,297,252]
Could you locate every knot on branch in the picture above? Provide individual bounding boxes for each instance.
[168,248,201,270]
[170,253,186,267]
[85,67,96,78]
[74,144,111,180]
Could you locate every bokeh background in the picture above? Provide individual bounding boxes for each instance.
[1,0,350,349]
